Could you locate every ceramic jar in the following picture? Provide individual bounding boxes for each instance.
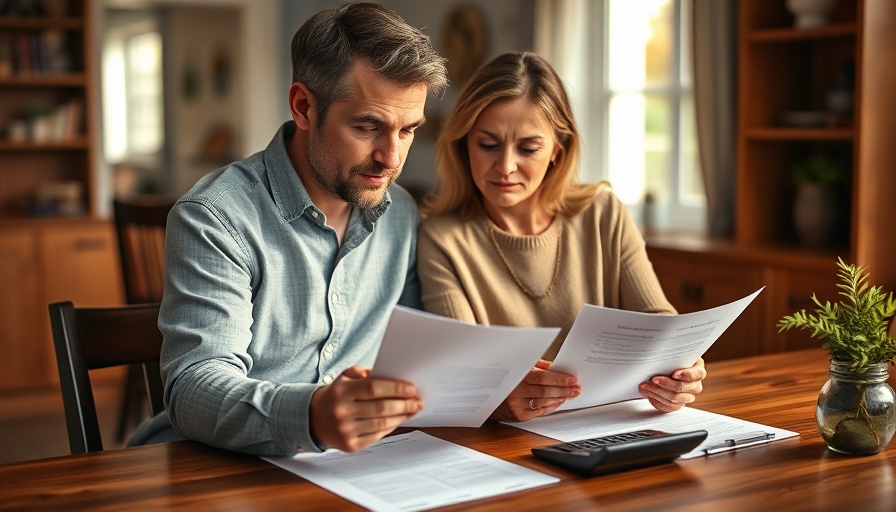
[786,0,839,29]
[793,182,841,247]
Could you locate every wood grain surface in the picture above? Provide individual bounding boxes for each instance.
[2,349,895,511]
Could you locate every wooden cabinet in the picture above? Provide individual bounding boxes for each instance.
[763,266,840,353]
[40,222,122,306]
[0,227,44,388]
[649,249,764,362]
[736,0,896,290]
[0,219,123,390]
[646,1,896,361]
[647,235,841,361]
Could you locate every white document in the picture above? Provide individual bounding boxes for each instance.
[371,306,559,427]
[263,430,558,512]
[505,399,798,459]
[551,288,764,412]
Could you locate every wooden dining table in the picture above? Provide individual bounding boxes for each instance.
[2,348,895,511]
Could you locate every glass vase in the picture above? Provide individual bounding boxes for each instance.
[816,359,896,455]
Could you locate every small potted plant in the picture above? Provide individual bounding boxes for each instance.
[790,151,850,247]
[777,258,896,454]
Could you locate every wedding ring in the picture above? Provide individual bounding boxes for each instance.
[527,398,538,410]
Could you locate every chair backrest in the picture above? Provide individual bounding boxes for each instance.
[112,197,175,304]
[49,301,164,454]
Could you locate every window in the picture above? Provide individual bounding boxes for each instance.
[101,19,163,166]
[604,0,703,230]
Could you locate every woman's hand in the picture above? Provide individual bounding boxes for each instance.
[639,358,707,412]
[489,360,580,422]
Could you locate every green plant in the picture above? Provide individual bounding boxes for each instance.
[791,152,849,187]
[777,257,896,370]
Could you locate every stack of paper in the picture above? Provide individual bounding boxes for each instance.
[264,431,558,511]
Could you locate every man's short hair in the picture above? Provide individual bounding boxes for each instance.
[291,2,448,126]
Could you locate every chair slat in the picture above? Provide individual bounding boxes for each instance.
[49,301,164,454]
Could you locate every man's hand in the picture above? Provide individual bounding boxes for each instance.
[310,366,422,452]
[639,358,707,412]
[489,360,580,422]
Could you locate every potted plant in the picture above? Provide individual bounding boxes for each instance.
[777,258,896,455]
[790,151,850,247]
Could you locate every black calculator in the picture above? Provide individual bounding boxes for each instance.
[531,429,708,476]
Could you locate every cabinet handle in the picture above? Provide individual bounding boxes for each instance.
[788,296,813,310]
[681,283,704,303]
[73,237,107,251]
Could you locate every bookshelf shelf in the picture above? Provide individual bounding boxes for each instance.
[0,16,84,30]
[748,22,856,42]
[0,137,89,150]
[745,127,854,141]
[0,73,87,86]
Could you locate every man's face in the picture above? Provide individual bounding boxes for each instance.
[306,62,428,209]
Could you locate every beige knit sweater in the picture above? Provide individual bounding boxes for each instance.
[417,189,675,360]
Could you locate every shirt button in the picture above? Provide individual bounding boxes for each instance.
[324,345,333,356]
[331,293,340,304]
[323,374,333,384]
[311,210,319,218]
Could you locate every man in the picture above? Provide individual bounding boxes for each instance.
[128,2,448,456]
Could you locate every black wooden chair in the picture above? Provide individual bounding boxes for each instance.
[112,196,174,441]
[49,301,164,454]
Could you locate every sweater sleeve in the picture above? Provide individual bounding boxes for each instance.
[417,220,477,323]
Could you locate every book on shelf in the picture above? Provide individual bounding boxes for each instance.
[0,29,73,76]
[29,97,82,142]
[0,0,66,17]
[7,97,83,143]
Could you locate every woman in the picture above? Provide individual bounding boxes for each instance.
[418,51,706,422]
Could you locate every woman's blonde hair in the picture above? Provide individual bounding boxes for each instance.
[423,51,603,219]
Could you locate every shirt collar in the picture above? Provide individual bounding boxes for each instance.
[264,121,392,224]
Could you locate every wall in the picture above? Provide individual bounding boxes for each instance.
[279,0,536,195]
[160,5,244,194]
[96,0,282,204]
[95,0,534,202]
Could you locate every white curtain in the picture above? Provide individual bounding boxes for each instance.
[534,0,605,184]
[691,0,737,236]
[535,0,739,235]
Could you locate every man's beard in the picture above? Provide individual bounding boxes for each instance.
[306,136,401,209]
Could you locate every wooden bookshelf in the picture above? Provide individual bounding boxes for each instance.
[0,0,124,391]
[647,0,896,361]
[0,0,93,218]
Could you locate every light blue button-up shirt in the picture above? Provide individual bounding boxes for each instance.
[128,122,422,456]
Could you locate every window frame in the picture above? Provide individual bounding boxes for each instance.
[595,0,705,231]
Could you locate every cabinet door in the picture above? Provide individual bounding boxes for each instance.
[39,222,125,382]
[40,222,124,307]
[0,229,46,389]
[649,251,764,361]
[766,268,840,353]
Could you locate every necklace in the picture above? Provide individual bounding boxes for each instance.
[487,222,563,301]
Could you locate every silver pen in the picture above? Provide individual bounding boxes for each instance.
[703,431,775,454]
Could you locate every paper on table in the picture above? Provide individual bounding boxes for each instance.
[263,430,558,512]
[504,399,798,459]
[371,306,559,427]
[551,288,764,412]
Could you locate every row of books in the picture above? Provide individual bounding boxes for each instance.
[0,29,74,76]
[0,0,67,18]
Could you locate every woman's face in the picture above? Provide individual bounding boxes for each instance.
[466,98,560,219]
